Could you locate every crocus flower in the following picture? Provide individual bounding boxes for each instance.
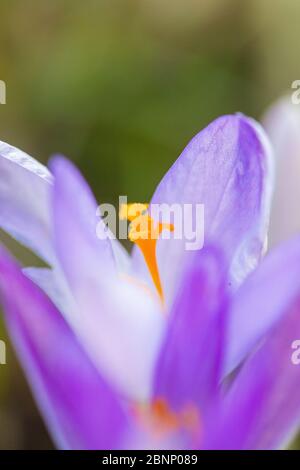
[1,114,300,449]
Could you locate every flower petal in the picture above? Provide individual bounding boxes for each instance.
[206,295,300,449]
[263,97,300,247]
[23,267,76,320]
[0,140,53,263]
[50,156,164,400]
[49,155,118,281]
[132,115,273,304]
[0,245,128,450]
[225,236,300,375]
[153,247,228,412]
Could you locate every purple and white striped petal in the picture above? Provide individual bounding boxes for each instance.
[0,244,128,450]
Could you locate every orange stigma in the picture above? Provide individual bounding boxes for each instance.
[120,203,173,301]
[134,398,200,439]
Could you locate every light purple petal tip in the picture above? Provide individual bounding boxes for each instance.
[132,114,274,305]
[49,155,117,287]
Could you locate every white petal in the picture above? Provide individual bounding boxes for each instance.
[263,97,300,247]
[0,140,53,263]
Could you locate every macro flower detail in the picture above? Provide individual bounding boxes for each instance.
[1,114,300,449]
[119,202,174,303]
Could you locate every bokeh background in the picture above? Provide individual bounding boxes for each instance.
[0,0,299,449]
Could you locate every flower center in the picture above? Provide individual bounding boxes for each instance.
[120,203,174,302]
[135,398,200,439]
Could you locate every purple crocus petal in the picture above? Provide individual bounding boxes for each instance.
[225,235,300,375]
[153,247,228,413]
[0,245,128,450]
[0,140,54,263]
[206,296,300,450]
[50,155,163,400]
[132,114,273,304]
[263,97,300,247]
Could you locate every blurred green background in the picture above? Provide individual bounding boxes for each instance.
[0,0,299,449]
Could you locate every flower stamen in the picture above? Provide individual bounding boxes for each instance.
[120,203,174,302]
[134,398,200,439]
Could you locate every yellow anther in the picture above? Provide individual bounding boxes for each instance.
[119,203,149,222]
[120,203,173,302]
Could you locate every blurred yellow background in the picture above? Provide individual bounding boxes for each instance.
[0,0,299,448]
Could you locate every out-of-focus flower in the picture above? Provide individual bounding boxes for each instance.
[263,96,300,247]
[1,115,300,449]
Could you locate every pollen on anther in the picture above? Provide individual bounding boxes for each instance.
[119,203,173,302]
